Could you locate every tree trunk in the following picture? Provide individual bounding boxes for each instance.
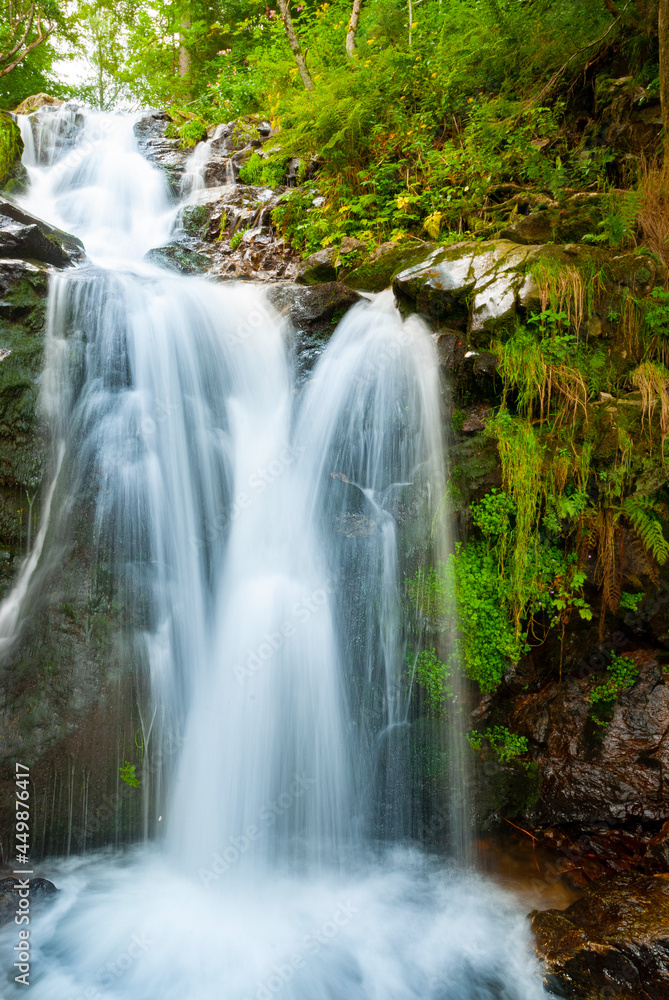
[178,14,191,78]
[660,0,669,181]
[277,0,313,89]
[346,0,362,56]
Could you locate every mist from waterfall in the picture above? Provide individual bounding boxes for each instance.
[0,106,548,1000]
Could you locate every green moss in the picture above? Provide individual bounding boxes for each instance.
[345,241,435,292]
[472,756,542,829]
[180,204,209,235]
[0,113,28,193]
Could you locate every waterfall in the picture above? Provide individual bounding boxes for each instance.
[180,137,213,197]
[0,106,548,999]
[15,114,36,165]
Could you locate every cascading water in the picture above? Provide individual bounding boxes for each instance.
[0,107,550,999]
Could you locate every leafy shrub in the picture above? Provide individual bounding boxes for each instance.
[119,761,140,788]
[239,151,292,187]
[413,647,451,717]
[590,652,639,725]
[619,591,644,612]
[468,726,529,764]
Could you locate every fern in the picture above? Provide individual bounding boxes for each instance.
[623,496,669,565]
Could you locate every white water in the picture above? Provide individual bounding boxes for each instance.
[0,106,549,999]
[15,114,35,165]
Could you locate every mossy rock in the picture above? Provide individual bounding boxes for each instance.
[344,240,437,292]
[500,194,605,246]
[180,204,210,236]
[144,243,210,274]
[0,259,50,559]
[0,113,28,195]
[471,752,541,831]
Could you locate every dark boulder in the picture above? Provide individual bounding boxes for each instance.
[532,872,669,999]
[269,281,361,341]
[0,198,84,267]
[503,650,669,828]
[296,247,340,285]
[0,877,59,926]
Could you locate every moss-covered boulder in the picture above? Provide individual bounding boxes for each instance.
[392,239,663,342]
[296,247,340,284]
[144,243,210,274]
[344,240,436,292]
[500,193,605,246]
[0,113,28,195]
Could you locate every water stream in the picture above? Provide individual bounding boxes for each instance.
[0,107,548,999]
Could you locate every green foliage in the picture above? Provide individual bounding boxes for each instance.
[0,0,70,108]
[239,151,291,187]
[468,726,529,764]
[582,188,640,249]
[406,563,449,626]
[622,495,669,565]
[119,760,140,788]
[619,591,644,612]
[0,112,23,187]
[178,118,208,148]
[590,652,639,725]
[643,287,669,362]
[448,541,526,692]
[413,647,451,718]
[229,227,248,250]
[469,487,515,538]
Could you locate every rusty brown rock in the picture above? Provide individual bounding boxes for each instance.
[507,650,669,827]
[532,872,669,999]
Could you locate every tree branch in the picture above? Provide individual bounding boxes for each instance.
[0,2,35,65]
[0,15,54,78]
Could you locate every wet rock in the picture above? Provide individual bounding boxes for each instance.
[461,402,492,433]
[0,877,59,926]
[504,650,669,828]
[434,331,467,371]
[471,754,542,832]
[296,247,339,284]
[646,821,669,874]
[268,282,361,370]
[0,199,85,267]
[532,872,669,999]
[589,76,664,158]
[29,103,86,165]
[173,184,299,281]
[145,243,210,274]
[0,257,49,576]
[133,110,192,194]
